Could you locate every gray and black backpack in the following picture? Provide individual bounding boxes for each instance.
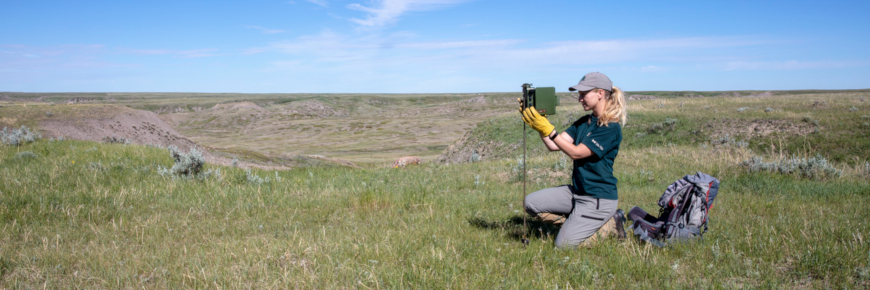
[628,172,720,247]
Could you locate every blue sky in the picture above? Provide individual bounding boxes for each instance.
[2,0,869,93]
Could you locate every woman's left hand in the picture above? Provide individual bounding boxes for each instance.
[521,107,555,137]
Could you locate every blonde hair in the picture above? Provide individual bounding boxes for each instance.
[597,86,627,127]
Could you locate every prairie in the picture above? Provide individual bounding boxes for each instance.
[0,90,869,288]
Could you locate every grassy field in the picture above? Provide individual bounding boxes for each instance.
[1,91,869,288]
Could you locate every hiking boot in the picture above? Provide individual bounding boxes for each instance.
[536,213,567,226]
[613,209,627,240]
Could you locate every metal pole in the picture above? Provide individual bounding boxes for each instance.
[522,122,529,247]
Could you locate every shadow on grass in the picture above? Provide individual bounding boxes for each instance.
[468,215,561,242]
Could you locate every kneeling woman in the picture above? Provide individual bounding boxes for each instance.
[521,72,627,248]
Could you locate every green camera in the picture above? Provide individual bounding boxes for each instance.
[522,83,559,116]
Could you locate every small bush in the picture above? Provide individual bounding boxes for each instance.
[232,158,239,167]
[474,174,484,187]
[102,136,131,144]
[1,126,42,146]
[711,134,748,148]
[647,118,678,134]
[740,154,842,179]
[765,107,775,113]
[157,146,218,180]
[245,169,271,185]
[14,151,38,160]
[737,107,750,112]
[648,123,665,133]
[470,149,481,163]
[553,155,569,172]
[635,132,647,138]
[510,155,526,182]
[850,106,859,112]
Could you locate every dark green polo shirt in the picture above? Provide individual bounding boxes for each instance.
[564,115,622,200]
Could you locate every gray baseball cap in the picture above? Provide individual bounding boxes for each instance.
[568,72,612,92]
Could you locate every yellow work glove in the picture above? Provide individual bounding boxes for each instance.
[521,107,555,137]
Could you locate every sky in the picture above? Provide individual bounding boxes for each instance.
[2,0,869,93]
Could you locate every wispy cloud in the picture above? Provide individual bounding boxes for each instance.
[124,48,221,58]
[246,25,286,34]
[237,32,870,92]
[347,0,471,27]
[303,0,328,7]
[720,60,867,71]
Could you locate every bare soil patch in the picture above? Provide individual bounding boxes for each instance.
[210,101,269,113]
[278,101,347,118]
[37,105,291,169]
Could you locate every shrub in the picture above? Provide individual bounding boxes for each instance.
[740,154,842,179]
[470,149,481,163]
[102,136,131,144]
[647,118,678,134]
[737,107,751,112]
[1,126,42,146]
[245,169,270,185]
[474,174,484,187]
[510,155,526,182]
[850,106,859,112]
[14,151,38,160]
[157,146,219,180]
[635,132,647,138]
[711,134,748,148]
[765,107,775,113]
[648,123,665,133]
[232,158,239,167]
[553,155,569,172]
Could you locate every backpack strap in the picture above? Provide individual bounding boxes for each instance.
[663,185,695,236]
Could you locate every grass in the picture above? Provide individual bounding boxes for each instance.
[445,91,870,166]
[1,137,868,288]
[1,91,869,288]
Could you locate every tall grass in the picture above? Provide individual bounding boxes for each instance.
[1,138,868,288]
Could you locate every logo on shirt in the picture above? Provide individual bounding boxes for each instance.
[587,132,591,137]
[591,139,604,151]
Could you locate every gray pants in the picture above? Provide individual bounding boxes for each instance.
[524,185,618,248]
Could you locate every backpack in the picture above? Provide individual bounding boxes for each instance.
[628,172,720,247]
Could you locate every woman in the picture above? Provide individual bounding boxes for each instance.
[521,72,628,248]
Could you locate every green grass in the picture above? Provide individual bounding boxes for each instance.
[446,92,870,166]
[1,137,868,288]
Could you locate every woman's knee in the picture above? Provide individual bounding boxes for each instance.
[523,195,537,215]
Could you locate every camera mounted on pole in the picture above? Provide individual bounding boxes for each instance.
[521,83,559,116]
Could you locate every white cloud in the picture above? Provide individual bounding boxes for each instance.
[246,25,286,34]
[347,0,471,27]
[304,0,328,7]
[721,60,865,71]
